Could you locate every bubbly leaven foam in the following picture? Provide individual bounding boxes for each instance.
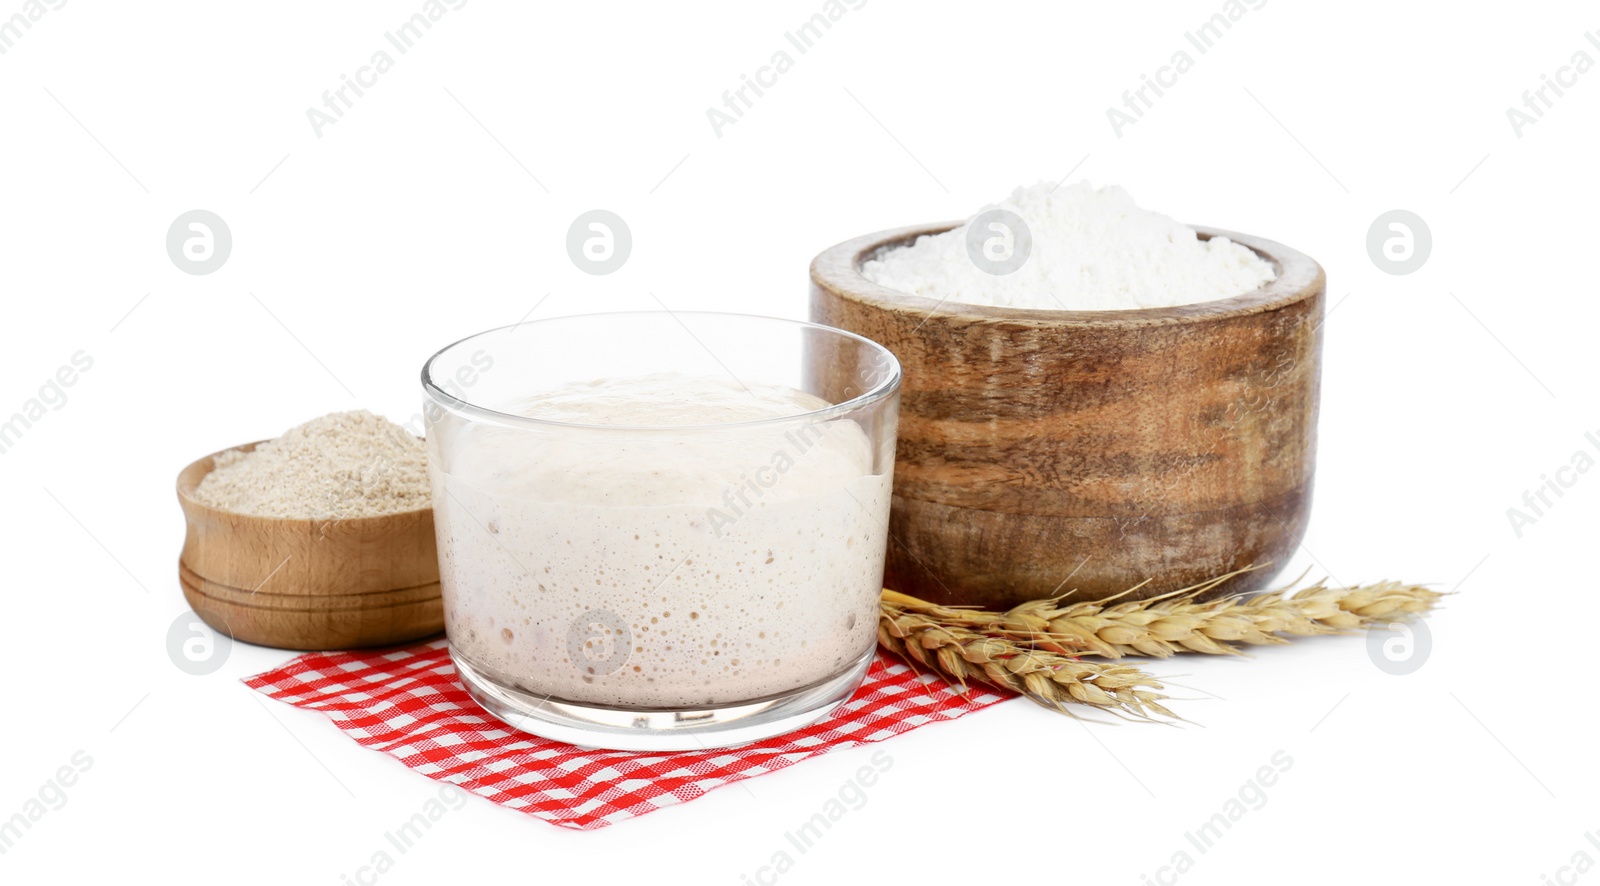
[431,373,891,708]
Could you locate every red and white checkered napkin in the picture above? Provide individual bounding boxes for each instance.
[244,640,1009,830]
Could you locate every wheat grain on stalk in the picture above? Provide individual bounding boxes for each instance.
[875,613,1177,721]
[876,568,1445,718]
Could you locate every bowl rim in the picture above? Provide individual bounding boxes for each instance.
[420,310,904,433]
[175,440,433,525]
[810,221,1324,327]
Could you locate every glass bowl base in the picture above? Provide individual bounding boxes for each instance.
[451,646,875,751]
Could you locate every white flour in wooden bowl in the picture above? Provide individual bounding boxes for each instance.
[859,181,1275,311]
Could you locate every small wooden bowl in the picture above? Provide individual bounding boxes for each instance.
[811,223,1324,608]
[176,442,443,650]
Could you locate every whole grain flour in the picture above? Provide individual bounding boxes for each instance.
[193,411,428,519]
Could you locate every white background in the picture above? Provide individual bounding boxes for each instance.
[3,1,1596,883]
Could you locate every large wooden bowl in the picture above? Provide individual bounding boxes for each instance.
[811,223,1324,608]
[176,442,443,650]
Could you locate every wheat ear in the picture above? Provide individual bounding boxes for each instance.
[880,569,1446,661]
[877,603,1176,720]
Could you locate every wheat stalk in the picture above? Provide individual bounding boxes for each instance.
[876,568,1445,717]
[877,604,1176,720]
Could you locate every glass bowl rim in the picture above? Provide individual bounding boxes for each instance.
[420,310,903,433]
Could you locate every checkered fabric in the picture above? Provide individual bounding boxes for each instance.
[244,640,1009,829]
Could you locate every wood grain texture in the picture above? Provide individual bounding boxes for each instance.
[810,223,1324,608]
[176,442,443,650]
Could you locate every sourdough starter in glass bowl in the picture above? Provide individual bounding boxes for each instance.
[421,313,900,750]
